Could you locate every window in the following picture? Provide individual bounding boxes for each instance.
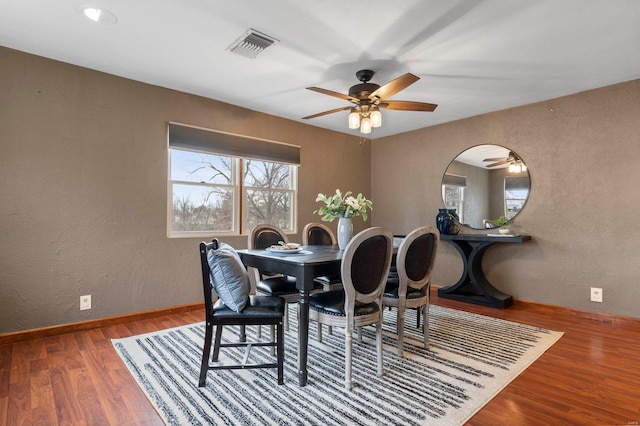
[504,176,529,219]
[442,173,466,224]
[168,123,300,237]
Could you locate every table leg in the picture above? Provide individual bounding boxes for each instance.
[297,287,309,386]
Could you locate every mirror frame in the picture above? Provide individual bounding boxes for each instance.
[442,144,530,230]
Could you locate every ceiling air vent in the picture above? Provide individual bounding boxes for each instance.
[227,29,279,59]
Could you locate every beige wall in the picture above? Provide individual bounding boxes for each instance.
[2,46,639,334]
[0,47,371,333]
[372,79,640,318]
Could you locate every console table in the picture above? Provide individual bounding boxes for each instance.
[437,233,531,308]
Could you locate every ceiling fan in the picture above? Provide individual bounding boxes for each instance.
[483,151,527,172]
[302,69,437,134]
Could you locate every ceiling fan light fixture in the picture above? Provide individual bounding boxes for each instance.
[370,107,382,128]
[303,69,437,135]
[360,117,372,134]
[348,109,361,129]
[509,162,523,173]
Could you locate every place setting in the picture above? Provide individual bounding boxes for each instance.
[265,241,312,255]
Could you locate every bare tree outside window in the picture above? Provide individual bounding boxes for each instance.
[244,160,293,230]
[169,148,296,236]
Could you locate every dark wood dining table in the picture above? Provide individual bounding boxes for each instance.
[237,244,343,386]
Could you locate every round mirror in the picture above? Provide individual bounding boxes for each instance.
[442,145,530,230]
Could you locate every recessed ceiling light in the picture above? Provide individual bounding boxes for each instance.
[81,6,118,25]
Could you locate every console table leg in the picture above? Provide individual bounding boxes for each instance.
[438,240,513,308]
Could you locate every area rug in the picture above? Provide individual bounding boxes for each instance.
[112,306,562,426]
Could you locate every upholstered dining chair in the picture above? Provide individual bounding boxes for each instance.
[302,222,336,245]
[302,222,342,291]
[308,227,393,390]
[249,224,321,332]
[198,239,285,387]
[382,226,439,356]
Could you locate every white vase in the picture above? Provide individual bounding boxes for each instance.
[337,217,353,250]
[498,227,510,234]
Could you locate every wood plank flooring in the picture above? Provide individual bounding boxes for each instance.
[1,290,639,425]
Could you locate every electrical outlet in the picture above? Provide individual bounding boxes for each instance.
[590,287,603,303]
[80,295,92,310]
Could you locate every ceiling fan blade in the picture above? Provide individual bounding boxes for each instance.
[306,87,359,103]
[302,106,352,120]
[369,73,420,100]
[380,100,438,112]
[483,157,506,162]
[486,160,508,168]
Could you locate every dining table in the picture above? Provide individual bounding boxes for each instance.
[238,239,401,386]
[237,244,343,386]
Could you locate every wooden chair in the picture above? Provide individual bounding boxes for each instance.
[302,222,336,245]
[382,226,439,356]
[308,227,393,390]
[198,239,284,387]
[249,224,321,332]
[302,222,342,291]
[303,222,341,336]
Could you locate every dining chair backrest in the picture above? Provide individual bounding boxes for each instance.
[342,227,393,308]
[200,239,218,320]
[249,224,288,250]
[397,226,439,293]
[248,224,289,279]
[302,222,336,246]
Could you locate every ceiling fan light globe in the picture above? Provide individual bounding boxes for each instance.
[370,109,382,127]
[360,117,372,134]
[348,111,361,129]
[509,163,522,173]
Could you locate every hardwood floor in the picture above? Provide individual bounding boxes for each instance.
[2,291,639,425]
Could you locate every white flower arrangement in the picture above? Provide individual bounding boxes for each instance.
[314,189,373,222]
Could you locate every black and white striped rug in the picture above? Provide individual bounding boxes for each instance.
[112,306,562,425]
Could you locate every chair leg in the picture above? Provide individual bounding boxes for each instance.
[270,324,276,356]
[277,319,284,385]
[416,307,421,328]
[239,325,246,342]
[257,325,262,339]
[345,325,353,391]
[198,322,213,387]
[397,306,405,357]
[317,321,323,342]
[376,317,383,377]
[357,326,362,343]
[328,325,333,335]
[423,304,430,350]
[212,325,223,362]
[284,305,289,331]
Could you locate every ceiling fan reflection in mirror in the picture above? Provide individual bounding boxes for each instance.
[484,151,527,173]
[302,70,438,134]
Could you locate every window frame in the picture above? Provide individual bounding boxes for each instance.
[167,123,300,239]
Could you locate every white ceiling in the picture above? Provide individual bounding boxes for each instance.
[1,0,639,139]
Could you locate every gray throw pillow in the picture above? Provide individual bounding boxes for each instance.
[207,243,250,312]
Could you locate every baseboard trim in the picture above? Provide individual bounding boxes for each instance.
[0,303,204,345]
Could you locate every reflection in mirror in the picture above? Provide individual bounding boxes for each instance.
[442,145,530,230]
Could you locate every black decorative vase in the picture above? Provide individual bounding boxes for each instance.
[436,209,451,234]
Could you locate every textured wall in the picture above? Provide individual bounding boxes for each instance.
[372,79,640,318]
[0,47,371,333]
